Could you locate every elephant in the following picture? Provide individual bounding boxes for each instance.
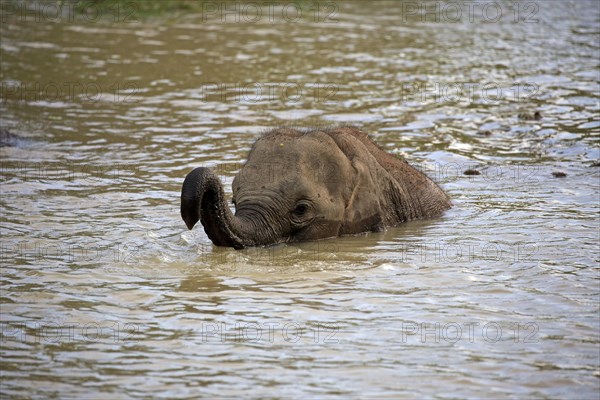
[181,126,451,249]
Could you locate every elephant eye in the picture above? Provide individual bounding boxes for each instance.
[291,201,314,225]
[294,204,308,215]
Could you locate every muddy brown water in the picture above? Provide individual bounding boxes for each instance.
[1,1,599,398]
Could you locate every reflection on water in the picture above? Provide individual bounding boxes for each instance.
[1,1,599,398]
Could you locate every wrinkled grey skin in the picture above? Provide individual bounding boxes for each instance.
[181,127,451,249]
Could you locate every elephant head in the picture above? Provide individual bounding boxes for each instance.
[181,127,451,249]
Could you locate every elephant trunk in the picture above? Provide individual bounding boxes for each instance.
[181,167,256,249]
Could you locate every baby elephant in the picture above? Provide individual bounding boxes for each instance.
[181,126,451,249]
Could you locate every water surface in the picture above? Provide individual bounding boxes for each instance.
[1,1,599,398]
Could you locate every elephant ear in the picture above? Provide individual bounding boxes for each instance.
[340,157,386,234]
[327,127,452,222]
[324,131,388,234]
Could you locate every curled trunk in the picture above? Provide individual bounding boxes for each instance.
[181,167,257,249]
